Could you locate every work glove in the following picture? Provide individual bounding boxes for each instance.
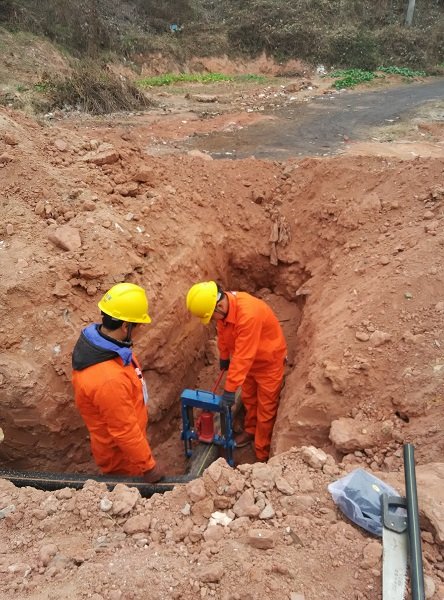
[221,390,236,409]
[219,358,230,371]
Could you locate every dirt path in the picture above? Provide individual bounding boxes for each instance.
[188,78,444,158]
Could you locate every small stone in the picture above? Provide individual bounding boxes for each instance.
[290,594,305,600]
[6,223,14,235]
[355,331,370,342]
[404,292,413,300]
[380,256,390,265]
[39,543,58,567]
[275,476,295,495]
[54,139,68,152]
[247,528,276,550]
[301,446,328,469]
[47,225,81,252]
[123,514,151,534]
[4,133,18,146]
[196,562,224,583]
[435,302,444,313]
[186,478,207,502]
[203,525,224,543]
[424,574,435,599]
[53,280,71,297]
[233,489,260,518]
[369,330,391,347]
[259,504,275,520]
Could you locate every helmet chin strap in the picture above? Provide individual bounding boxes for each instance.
[124,322,135,345]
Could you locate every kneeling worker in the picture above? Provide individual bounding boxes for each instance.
[186,281,287,462]
[72,282,164,483]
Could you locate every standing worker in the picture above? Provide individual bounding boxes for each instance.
[71,282,164,482]
[186,281,287,462]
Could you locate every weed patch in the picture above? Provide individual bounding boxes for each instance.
[330,69,378,89]
[377,66,427,78]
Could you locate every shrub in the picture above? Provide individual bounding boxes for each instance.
[41,62,155,114]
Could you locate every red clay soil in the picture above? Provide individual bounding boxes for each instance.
[0,90,444,599]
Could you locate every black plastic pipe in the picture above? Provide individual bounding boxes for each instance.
[403,443,425,600]
[0,442,220,498]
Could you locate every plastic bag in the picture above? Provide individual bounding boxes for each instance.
[328,468,401,536]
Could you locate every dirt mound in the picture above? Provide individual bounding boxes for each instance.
[1,450,443,599]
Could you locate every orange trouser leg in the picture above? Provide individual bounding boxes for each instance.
[250,361,284,461]
[241,374,258,436]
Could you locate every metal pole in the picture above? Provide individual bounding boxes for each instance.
[405,0,416,26]
[403,443,425,600]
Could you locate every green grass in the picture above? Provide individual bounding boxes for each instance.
[377,66,427,77]
[330,69,378,89]
[328,65,429,89]
[137,72,269,88]
[138,72,233,87]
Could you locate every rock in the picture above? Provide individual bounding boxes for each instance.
[301,446,328,469]
[0,153,13,164]
[424,574,435,599]
[196,562,224,583]
[173,519,193,542]
[416,463,444,543]
[123,514,151,534]
[280,495,314,515]
[47,225,81,252]
[186,94,218,103]
[116,182,139,197]
[251,463,276,491]
[435,301,444,313]
[82,143,120,165]
[290,594,305,600]
[259,504,275,520]
[205,458,226,482]
[369,330,391,347]
[53,280,71,297]
[187,149,213,160]
[192,497,214,520]
[186,478,207,502]
[39,543,58,567]
[203,525,224,542]
[298,477,314,493]
[0,428,4,443]
[322,360,349,392]
[6,223,14,235]
[109,484,140,516]
[133,166,155,184]
[4,133,18,145]
[247,528,276,550]
[361,540,382,569]
[355,331,370,342]
[275,476,295,495]
[209,511,232,527]
[100,498,113,512]
[233,489,261,518]
[54,139,68,152]
[380,256,390,265]
[329,418,377,452]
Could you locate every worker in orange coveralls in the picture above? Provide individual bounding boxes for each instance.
[71,282,164,483]
[186,281,287,461]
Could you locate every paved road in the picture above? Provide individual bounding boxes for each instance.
[189,79,444,159]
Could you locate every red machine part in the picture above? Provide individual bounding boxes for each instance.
[196,370,226,443]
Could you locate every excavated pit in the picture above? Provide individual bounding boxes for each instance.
[147,259,307,474]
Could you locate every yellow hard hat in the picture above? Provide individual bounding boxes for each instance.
[186,281,218,325]
[98,283,151,323]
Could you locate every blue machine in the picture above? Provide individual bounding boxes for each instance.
[180,388,235,467]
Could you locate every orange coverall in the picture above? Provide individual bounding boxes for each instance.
[217,291,287,460]
[72,355,155,476]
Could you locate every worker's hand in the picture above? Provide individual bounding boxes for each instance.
[221,390,236,408]
[142,463,165,483]
[219,358,230,371]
